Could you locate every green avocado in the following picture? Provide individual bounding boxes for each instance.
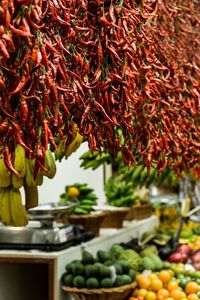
[62,274,74,287]
[71,262,85,276]
[82,250,95,265]
[97,250,112,263]
[73,276,86,288]
[101,278,113,288]
[85,264,99,278]
[86,278,99,289]
[99,265,111,278]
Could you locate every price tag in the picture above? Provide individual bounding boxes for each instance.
[58,229,67,243]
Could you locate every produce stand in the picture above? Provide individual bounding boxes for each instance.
[0,216,158,300]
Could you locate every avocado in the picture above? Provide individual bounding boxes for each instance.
[114,274,132,287]
[114,264,123,275]
[97,250,112,263]
[73,276,86,288]
[118,260,131,274]
[104,260,114,267]
[82,250,95,265]
[86,277,99,289]
[85,264,99,277]
[71,262,85,276]
[62,274,74,287]
[101,278,113,288]
[99,265,111,278]
[65,263,73,274]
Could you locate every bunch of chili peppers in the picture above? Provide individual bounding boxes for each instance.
[0,0,199,176]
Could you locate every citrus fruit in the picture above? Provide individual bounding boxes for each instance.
[145,291,156,300]
[151,279,163,292]
[137,289,148,297]
[167,280,179,292]
[138,277,151,290]
[187,294,200,300]
[185,281,199,294]
[159,270,171,284]
[67,187,80,198]
[170,289,185,300]
[157,288,170,299]
[148,274,158,281]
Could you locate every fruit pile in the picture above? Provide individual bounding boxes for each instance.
[130,270,200,300]
[0,145,56,226]
[59,183,98,215]
[62,249,135,289]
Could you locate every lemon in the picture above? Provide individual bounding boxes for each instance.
[67,187,80,198]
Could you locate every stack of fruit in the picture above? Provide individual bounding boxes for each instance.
[62,249,135,289]
[0,145,56,226]
[59,183,98,215]
[130,270,200,300]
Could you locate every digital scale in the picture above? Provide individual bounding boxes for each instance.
[0,203,94,251]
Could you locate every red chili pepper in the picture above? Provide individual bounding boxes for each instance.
[0,40,10,58]
[3,147,20,177]
[13,123,33,153]
[9,24,33,37]
[47,126,58,150]
[10,77,27,95]
[0,119,8,135]
[19,96,28,126]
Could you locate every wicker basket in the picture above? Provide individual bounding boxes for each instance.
[68,212,107,237]
[125,203,153,221]
[62,282,136,300]
[101,208,130,228]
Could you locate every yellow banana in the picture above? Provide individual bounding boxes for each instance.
[0,188,12,225]
[181,197,191,217]
[0,175,11,188]
[10,188,28,227]
[12,174,24,189]
[36,172,43,186]
[13,144,26,178]
[0,157,10,177]
[25,158,37,187]
[24,184,38,210]
[54,138,68,162]
[44,149,57,179]
[65,132,84,159]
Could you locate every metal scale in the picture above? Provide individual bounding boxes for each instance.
[0,203,94,251]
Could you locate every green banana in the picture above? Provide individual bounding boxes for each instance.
[13,144,26,178]
[44,149,57,179]
[12,174,24,188]
[132,164,143,182]
[0,175,11,188]
[36,173,43,186]
[24,185,38,210]
[0,158,10,177]
[0,188,12,225]
[10,188,28,227]
[25,158,37,187]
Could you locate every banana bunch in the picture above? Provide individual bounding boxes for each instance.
[0,145,57,225]
[60,183,98,214]
[79,151,112,170]
[105,175,138,207]
[0,187,28,226]
[55,124,84,161]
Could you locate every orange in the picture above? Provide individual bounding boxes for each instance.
[145,291,156,300]
[151,279,163,292]
[159,270,171,284]
[167,281,179,292]
[157,288,170,299]
[137,289,148,297]
[136,274,144,283]
[170,289,185,300]
[187,294,200,300]
[138,277,151,290]
[185,281,199,294]
[148,274,158,281]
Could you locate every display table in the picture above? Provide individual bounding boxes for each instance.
[0,216,159,300]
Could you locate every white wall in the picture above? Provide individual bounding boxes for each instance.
[38,143,105,204]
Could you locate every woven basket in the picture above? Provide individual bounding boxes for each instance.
[68,212,107,237]
[125,203,153,221]
[101,208,130,228]
[62,282,136,300]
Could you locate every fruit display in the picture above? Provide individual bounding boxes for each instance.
[62,249,135,289]
[59,183,98,215]
[130,269,200,300]
[0,145,56,226]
